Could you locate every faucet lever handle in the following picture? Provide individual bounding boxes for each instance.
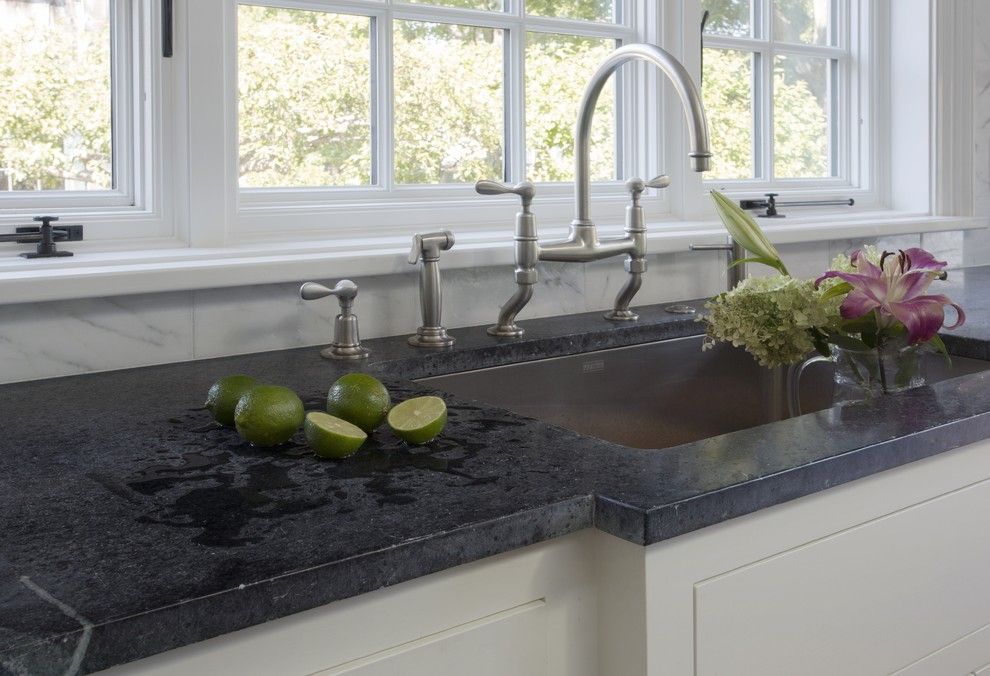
[475,180,535,211]
[408,234,424,265]
[625,174,670,204]
[300,280,358,306]
[645,174,671,190]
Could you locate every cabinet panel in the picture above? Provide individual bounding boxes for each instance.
[321,600,546,676]
[695,479,990,676]
[892,621,990,675]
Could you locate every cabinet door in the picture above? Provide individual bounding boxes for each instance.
[319,600,546,676]
[694,479,990,676]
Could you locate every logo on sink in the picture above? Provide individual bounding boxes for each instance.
[582,359,605,374]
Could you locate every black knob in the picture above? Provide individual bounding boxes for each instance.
[33,216,58,227]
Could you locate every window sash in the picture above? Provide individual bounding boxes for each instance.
[0,0,139,212]
[233,0,639,209]
[702,0,853,187]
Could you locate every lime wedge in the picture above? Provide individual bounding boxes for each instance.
[387,396,447,445]
[305,412,367,459]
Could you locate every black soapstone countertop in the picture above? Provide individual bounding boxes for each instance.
[3,265,990,673]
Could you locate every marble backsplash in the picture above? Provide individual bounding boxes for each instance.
[0,231,980,384]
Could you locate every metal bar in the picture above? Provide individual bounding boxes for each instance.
[162,0,173,58]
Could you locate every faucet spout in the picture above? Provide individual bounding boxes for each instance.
[574,43,711,225]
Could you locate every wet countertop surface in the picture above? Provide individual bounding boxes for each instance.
[4,266,990,673]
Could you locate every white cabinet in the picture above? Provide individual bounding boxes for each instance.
[106,530,598,676]
[695,480,990,675]
[598,438,990,676]
[321,600,546,676]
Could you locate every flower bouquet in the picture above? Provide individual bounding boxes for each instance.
[702,191,966,397]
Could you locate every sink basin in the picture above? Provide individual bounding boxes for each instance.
[419,335,990,450]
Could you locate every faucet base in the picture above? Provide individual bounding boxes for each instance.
[487,324,525,338]
[604,309,639,322]
[408,327,455,348]
[320,344,370,361]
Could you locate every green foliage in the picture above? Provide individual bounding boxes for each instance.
[0,1,112,191]
[392,21,504,184]
[702,48,753,179]
[525,33,616,182]
[3,0,828,192]
[238,6,372,187]
[701,0,752,36]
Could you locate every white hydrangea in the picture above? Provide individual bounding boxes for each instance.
[702,274,839,368]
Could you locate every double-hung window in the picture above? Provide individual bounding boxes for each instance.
[699,0,869,197]
[0,0,171,242]
[232,0,644,235]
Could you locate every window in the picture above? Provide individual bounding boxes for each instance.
[701,0,849,184]
[234,0,635,210]
[0,0,164,219]
[0,0,887,258]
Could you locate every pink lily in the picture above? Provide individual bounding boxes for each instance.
[815,248,965,344]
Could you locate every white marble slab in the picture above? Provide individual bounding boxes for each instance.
[0,293,194,384]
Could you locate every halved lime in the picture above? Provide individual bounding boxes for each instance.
[305,412,367,459]
[387,396,447,445]
[327,373,391,433]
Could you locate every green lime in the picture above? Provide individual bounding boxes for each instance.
[205,375,259,426]
[387,396,447,445]
[304,412,367,459]
[234,385,305,447]
[326,373,391,434]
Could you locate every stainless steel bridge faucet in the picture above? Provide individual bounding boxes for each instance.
[476,42,712,337]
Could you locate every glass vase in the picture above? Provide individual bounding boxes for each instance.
[787,338,928,416]
[832,338,927,401]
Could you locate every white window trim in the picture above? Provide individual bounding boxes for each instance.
[201,0,659,245]
[685,0,885,215]
[0,0,979,299]
[0,0,179,248]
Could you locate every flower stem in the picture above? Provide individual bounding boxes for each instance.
[876,338,889,393]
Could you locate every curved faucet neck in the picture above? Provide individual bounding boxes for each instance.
[573,43,711,225]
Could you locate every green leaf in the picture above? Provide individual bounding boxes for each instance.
[810,328,831,357]
[826,331,871,352]
[928,334,953,366]
[840,315,877,334]
[709,191,790,276]
[729,256,789,275]
[820,281,853,301]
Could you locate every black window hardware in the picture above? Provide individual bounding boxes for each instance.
[739,193,855,218]
[0,216,84,258]
[162,0,173,58]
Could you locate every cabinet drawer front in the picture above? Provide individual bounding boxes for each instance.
[695,479,990,676]
[319,600,546,676]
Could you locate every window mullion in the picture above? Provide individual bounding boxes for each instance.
[376,8,393,190]
[506,19,525,182]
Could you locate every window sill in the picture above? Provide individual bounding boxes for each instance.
[0,211,984,306]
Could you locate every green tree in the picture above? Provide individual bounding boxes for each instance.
[0,0,111,191]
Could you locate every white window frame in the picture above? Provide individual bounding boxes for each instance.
[0,0,177,248]
[690,0,884,212]
[185,0,661,245]
[0,0,974,280]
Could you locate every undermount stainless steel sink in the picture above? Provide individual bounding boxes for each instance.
[419,335,990,450]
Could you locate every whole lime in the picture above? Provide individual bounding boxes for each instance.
[387,396,447,445]
[234,385,305,447]
[326,373,391,433]
[304,412,367,459]
[205,375,259,426]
